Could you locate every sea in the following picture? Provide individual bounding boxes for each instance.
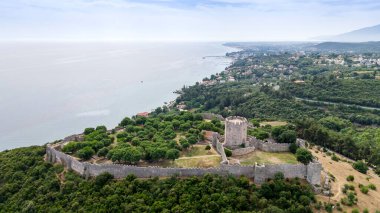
[0,42,235,151]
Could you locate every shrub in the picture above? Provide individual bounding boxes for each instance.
[289,143,298,154]
[277,130,297,144]
[346,175,354,182]
[296,148,313,164]
[274,172,284,181]
[360,186,369,194]
[97,147,109,157]
[368,183,376,190]
[352,160,368,174]
[324,203,333,213]
[331,154,339,161]
[344,184,355,191]
[77,146,95,160]
[205,145,211,150]
[95,172,114,187]
[166,149,180,160]
[224,148,232,157]
[363,209,369,213]
[84,127,95,135]
[351,209,359,213]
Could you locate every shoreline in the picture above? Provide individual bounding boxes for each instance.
[0,42,236,151]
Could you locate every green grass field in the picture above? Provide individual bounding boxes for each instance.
[180,145,217,157]
[235,150,298,165]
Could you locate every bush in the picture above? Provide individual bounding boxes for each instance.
[289,143,298,154]
[344,184,355,191]
[346,175,354,182]
[360,186,369,194]
[296,148,313,165]
[95,172,114,187]
[205,145,211,150]
[352,160,368,174]
[166,149,180,160]
[368,183,376,190]
[97,147,109,157]
[224,148,232,157]
[331,154,339,161]
[351,209,359,213]
[277,130,297,144]
[84,127,95,135]
[77,146,95,160]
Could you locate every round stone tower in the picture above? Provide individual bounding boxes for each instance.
[224,116,248,148]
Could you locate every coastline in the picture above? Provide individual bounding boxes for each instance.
[0,42,236,151]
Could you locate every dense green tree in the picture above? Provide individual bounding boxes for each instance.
[352,161,368,174]
[77,147,95,160]
[296,148,313,165]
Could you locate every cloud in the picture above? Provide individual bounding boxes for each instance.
[1,0,380,41]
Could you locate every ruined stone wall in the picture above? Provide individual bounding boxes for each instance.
[201,113,225,121]
[46,145,321,187]
[231,147,256,156]
[306,161,322,186]
[248,137,290,152]
[215,139,229,164]
[224,116,248,148]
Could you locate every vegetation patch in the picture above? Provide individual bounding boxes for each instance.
[235,150,298,165]
[0,146,316,212]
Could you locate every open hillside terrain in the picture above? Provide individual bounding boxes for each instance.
[312,147,380,212]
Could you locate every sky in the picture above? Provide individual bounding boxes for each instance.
[1,0,380,41]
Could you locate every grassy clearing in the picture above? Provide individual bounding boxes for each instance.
[260,121,287,127]
[174,155,221,168]
[236,150,298,165]
[180,145,217,157]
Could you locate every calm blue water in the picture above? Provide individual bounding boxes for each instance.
[0,42,234,151]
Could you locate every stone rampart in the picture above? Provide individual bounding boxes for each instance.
[201,113,225,121]
[46,145,321,187]
[224,116,248,148]
[231,147,256,156]
[248,136,290,152]
[215,140,229,164]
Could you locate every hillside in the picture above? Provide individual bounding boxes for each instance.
[328,24,380,42]
[310,41,380,53]
[0,146,315,212]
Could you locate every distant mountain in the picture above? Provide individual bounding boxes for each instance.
[322,24,380,42]
[310,41,380,53]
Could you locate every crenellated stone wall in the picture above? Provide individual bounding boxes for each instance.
[231,147,256,156]
[248,136,290,152]
[46,145,321,187]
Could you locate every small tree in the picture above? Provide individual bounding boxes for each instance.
[289,143,298,154]
[166,149,180,160]
[205,145,211,151]
[97,147,109,157]
[352,160,368,174]
[296,148,313,165]
[224,148,232,157]
[84,127,95,135]
[77,146,95,160]
[346,175,354,182]
[95,172,114,187]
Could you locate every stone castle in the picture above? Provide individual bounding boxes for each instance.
[46,114,322,188]
[224,116,248,148]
